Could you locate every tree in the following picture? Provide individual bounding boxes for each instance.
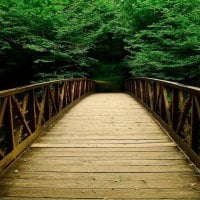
[0,0,199,89]
[0,0,119,87]
[123,0,200,85]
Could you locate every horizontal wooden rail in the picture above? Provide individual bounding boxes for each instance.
[125,77,200,167]
[0,78,96,171]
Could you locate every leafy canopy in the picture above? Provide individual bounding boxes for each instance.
[0,0,199,88]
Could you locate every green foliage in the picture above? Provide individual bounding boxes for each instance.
[123,0,200,85]
[0,0,199,88]
[0,0,119,88]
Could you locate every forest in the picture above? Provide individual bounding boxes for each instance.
[0,0,200,89]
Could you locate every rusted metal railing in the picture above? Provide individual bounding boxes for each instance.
[0,78,96,170]
[125,77,200,167]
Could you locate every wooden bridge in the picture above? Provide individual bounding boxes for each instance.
[0,78,200,199]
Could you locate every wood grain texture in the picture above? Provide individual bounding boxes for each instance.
[0,93,200,199]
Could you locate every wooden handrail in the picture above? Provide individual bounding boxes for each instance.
[125,77,200,167]
[0,78,96,171]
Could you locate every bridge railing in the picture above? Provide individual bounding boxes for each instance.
[0,78,95,170]
[125,77,200,167]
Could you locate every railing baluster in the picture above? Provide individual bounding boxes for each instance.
[162,87,173,128]
[5,97,16,151]
[148,82,153,110]
[191,95,200,152]
[0,97,8,128]
[159,86,165,118]
[171,89,179,130]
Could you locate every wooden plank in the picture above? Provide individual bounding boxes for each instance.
[3,172,198,181]
[54,122,159,126]
[6,163,193,172]
[50,123,161,128]
[35,139,170,144]
[45,130,164,135]
[7,165,194,173]
[25,151,183,157]
[58,118,155,122]
[14,159,188,166]
[1,178,199,189]
[31,143,177,148]
[1,188,200,198]
[20,155,187,161]
[48,128,163,133]
[29,147,177,152]
[39,135,170,139]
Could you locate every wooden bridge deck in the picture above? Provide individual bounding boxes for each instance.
[0,93,200,199]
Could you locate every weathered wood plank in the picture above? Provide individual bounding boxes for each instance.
[29,147,178,152]
[31,143,177,148]
[35,139,170,144]
[1,188,200,198]
[24,151,184,158]
[19,155,187,161]
[3,172,199,181]
[7,165,193,173]
[14,159,188,166]
[1,178,200,189]
[39,135,169,139]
